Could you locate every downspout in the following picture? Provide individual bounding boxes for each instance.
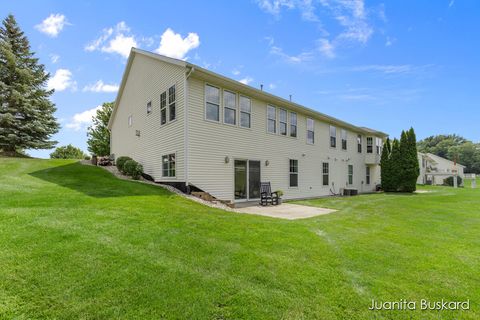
[184,66,194,192]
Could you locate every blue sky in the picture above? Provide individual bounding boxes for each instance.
[2,0,479,158]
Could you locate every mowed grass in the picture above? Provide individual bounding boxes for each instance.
[0,158,479,319]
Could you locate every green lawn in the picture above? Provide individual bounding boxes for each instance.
[1,158,479,319]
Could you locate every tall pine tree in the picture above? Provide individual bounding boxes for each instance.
[380,138,393,191]
[389,138,401,192]
[403,127,420,192]
[0,14,59,154]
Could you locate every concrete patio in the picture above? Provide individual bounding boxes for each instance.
[235,203,336,220]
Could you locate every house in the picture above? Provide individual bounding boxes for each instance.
[417,152,465,185]
[108,48,388,204]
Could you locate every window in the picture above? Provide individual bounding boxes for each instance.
[146,101,152,115]
[366,166,370,185]
[367,137,373,153]
[341,129,347,150]
[322,162,329,186]
[267,105,276,133]
[223,90,236,125]
[357,135,362,153]
[239,96,251,128]
[279,109,287,136]
[160,92,167,125]
[289,159,298,187]
[376,137,382,154]
[330,126,336,148]
[348,165,353,185]
[162,153,176,177]
[128,115,132,127]
[290,112,297,137]
[307,118,314,144]
[168,85,176,121]
[206,84,220,121]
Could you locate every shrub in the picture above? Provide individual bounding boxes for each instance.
[98,157,112,166]
[116,156,132,173]
[444,176,462,186]
[123,159,143,180]
[84,155,91,160]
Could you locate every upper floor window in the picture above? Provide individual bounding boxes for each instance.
[267,105,276,133]
[160,92,167,125]
[290,112,297,137]
[146,101,152,115]
[307,118,314,144]
[348,165,353,185]
[341,129,347,150]
[128,115,132,127]
[206,84,220,121]
[367,137,373,153]
[357,134,362,153]
[279,109,287,136]
[330,125,336,148]
[223,90,236,125]
[289,159,298,187]
[376,137,382,154]
[162,153,176,177]
[168,85,176,121]
[239,96,251,128]
[322,162,329,186]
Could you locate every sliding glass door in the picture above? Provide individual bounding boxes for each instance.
[234,160,261,201]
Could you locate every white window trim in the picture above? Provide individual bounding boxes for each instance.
[204,83,221,123]
[330,125,337,148]
[162,152,177,178]
[279,108,288,136]
[306,118,314,145]
[348,165,354,185]
[222,89,237,126]
[366,166,371,185]
[289,159,299,188]
[322,162,329,186]
[267,105,277,135]
[341,129,347,151]
[239,95,252,129]
[128,115,132,127]
[289,111,297,138]
[168,84,176,123]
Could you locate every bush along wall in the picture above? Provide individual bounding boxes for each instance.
[380,128,420,193]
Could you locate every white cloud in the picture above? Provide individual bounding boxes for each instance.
[232,69,241,76]
[155,28,200,60]
[268,83,277,90]
[270,45,313,63]
[50,54,60,64]
[66,105,102,131]
[35,14,68,37]
[85,22,137,58]
[317,38,335,58]
[238,77,254,85]
[83,80,119,93]
[351,65,414,74]
[47,69,76,92]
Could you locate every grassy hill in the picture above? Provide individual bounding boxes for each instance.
[1,158,479,319]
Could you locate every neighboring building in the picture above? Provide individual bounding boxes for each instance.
[417,152,465,185]
[108,48,388,204]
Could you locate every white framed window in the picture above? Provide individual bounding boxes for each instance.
[239,96,251,128]
[267,105,276,133]
[162,153,176,177]
[330,125,336,148]
[367,137,373,153]
[357,134,362,153]
[205,84,220,122]
[348,165,353,185]
[168,85,176,121]
[160,91,167,125]
[223,90,236,125]
[322,162,329,186]
[128,115,132,127]
[290,112,297,137]
[279,109,287,136]
[307,118,314,144]
[376,137,382,154]
[366,166,370,185]
[289,159,298,187]
[146,101,152,115]
[341,129,347,150]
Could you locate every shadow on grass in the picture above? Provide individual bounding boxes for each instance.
[29,162,169,198]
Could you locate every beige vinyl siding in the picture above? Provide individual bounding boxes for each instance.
[187,76,380,201]
[110,53,185,181]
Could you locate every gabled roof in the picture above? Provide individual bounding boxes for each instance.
[109,47,389,138]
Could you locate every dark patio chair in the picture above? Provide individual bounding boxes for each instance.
[260,182,278,206]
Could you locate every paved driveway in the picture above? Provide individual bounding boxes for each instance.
[235,203,336,220]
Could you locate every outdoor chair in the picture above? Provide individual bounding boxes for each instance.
[260,182,279,206]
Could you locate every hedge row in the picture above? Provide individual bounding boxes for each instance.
[115,156,143,180]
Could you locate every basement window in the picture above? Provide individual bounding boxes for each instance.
[162,153,176,177]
